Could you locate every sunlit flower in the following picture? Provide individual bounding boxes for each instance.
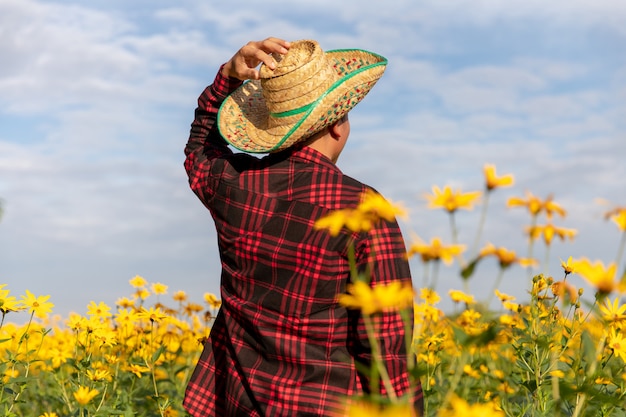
[449,289,475,305]
[172,290,188,302]
[39,413,59,417]
[126,363,151,378]
[204,293,222,309]
[137,306,167,323]
[73,386,99,406]
[438,395,505,417]
[424,185,481,213]
[315,190,405,236]
[151,282,168,295]
[338,281,414,315]
[116,296,137,309]
[551,281,578,303]
[86,301,112,319]
[86,368,111,382]
[463,364,481,378]
[571,258,622,295]
[419,288,441,305]
[129,275,148,288]
[136,288,150,300]
[494,289,516,303]
[599,297,626,324]
[561,256,575,276]
[20,290,54,319]
[507,191,566,219]
[358,189,407,222]
[483,164,514,191]
[608,330,626,362]
[479,243,537,269]
[605,206,626,232]
[407,237,465,265]
[343,398,413,417]
[526,223,577,245]
[0,285,22,314]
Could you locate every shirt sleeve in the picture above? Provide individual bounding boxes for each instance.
[349,218,423,412]
[184,66,244,202]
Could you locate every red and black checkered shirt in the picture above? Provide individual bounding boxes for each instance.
[182,68,423,416]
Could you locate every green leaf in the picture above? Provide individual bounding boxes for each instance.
[460,257,481,280]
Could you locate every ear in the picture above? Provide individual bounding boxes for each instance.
[328,122,342,140]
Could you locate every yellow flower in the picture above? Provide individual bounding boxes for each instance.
[86,301,112,319]
[204,293,222,309]
[494,289,516,302]
[550,370,565,378]
[507,191,566,219]
[357,189,407,222]
[136,288,150,300]
[463,364,481,378]
[599,297,626,324]
[20,290,54,319]
[116,296,137,309]
[608,330,626,362]
[479,243,537,269]
[126,363,151,378]
[338,281,414,315]
[419,288,441,305]
[343,398,413,417]
[172,290,188,302]
[438,395,504,417]
[526,223,577,245]
[73,386,99,406]
[315,190,405,236]
[86,369,111,382]
[0,285,22,314]
[151,282,168,295]
[483,164,514,191]
[571,258,621,295]
[449,289,475,305]
[39,413,59,417]
[137,306,167,323]
[407,236,465,265]
[129,275,148,288]
[560,256,575,275]
[424,185,481,213]
[605,206,626,232]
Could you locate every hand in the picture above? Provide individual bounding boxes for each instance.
[221,37,291,81]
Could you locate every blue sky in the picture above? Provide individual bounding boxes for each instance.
[1,0,624,320]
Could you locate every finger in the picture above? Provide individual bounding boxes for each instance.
[244,38,290,70]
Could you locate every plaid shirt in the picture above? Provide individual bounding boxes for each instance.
[183,68,423,416]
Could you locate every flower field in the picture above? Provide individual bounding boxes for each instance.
[1,165,625,416]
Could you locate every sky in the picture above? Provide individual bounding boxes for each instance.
[0,0,624,321]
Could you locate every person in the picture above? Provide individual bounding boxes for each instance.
[182,37,423,417]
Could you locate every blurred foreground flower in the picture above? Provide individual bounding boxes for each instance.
[315,190,406,236]
[424,185,481,213]
[407,237,465,265]
[479,243,536,269]
[338,281,414,315]
[571,258,622,296]
[483,164,514,191]
[438,395,504,417]
[507,191,566,219]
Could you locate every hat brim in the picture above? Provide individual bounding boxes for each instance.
[218,49,387,153]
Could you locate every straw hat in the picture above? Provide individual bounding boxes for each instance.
[217,39,387,153]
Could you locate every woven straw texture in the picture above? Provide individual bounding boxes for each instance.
[217,40,387,153]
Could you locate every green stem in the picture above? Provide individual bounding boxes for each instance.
[363,315,397,402]
[471,191,490,259]
[615,231,625,276]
